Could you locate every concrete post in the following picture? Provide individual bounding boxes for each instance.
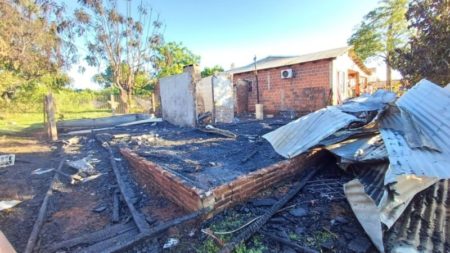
[255,104,264,120]
[44,94,58,141]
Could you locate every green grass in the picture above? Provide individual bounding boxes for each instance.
[289,232,300,241]
[0,110,112,134]
[197,213,267,253]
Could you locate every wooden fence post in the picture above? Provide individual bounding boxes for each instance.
[45,94,58,141]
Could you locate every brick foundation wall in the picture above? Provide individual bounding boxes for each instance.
[121,148,323,214]
[211,151,320,214]
[120,148,212,212]
[233,60,332,114]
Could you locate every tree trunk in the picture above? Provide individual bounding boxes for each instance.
[119,90,129,113]
[386,24,393,92]
[152,81,161,116]
[127,89,132,113]
[386,57,392,91]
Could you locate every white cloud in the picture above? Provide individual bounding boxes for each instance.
[67,64,102,90]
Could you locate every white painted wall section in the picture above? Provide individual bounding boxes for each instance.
[160,72,196,127]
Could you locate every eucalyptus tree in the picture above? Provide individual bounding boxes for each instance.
[349,0,409,88]
[75,0,163,112]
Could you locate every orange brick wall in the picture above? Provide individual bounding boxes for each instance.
[211,151,321,214]
[233,60,332,114]
[120,148,210,212]
[121,148,323,214]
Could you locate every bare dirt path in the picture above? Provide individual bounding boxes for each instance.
[0,135,56,252]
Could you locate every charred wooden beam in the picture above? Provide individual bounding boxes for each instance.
[112,189,120,223]
[197,125,237,138]
[45,223,135,253]
[106,208,208,253]
[25,158,65,253]
[95,135,150,234]
[240,149,259,164]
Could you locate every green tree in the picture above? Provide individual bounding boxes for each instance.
[74,0,163,112]
[201,65,224,78]
[93,63,154,95]
[391,0,450,86]
[153,42,200,78]
[0,0,74,101]
[348,0,409,88]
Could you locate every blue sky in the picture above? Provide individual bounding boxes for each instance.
[68,0,384,89]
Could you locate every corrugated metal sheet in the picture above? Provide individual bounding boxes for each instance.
[264,90,395,159]
[352,164,450,252]
[344,179,385,252]
[338,89,396,113]
[263,79,449,252]
[354,163,388,205]
[385,179,450,252]
[380,80,450,184]
[327,135,387,165]
[229,46,351,74]
[396,79,450,152]
[263,106,361,158]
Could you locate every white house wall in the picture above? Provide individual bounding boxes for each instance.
[195,74,234,123]
[332,53,372,105]
[212,74,234,123]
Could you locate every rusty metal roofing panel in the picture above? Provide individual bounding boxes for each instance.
[229,46,351,74]
[380,80,450,184]
[263,106,361,158]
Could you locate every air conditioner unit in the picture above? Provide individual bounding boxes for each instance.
[281,69,294,79]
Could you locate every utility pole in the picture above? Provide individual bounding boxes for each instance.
[253,56,260,103]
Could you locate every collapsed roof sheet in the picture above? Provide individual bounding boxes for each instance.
[264,90,395,159]
[338,89,396,113]
[327,135,387,165]
[349,164,450,252]
[263,107,361,158]
[380,80,450,184]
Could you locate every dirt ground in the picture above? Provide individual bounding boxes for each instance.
[0,132,186,252]
[0,122,374,253]
[0,135,56,252]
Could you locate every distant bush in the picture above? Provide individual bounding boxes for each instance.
[0,86,112,113]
